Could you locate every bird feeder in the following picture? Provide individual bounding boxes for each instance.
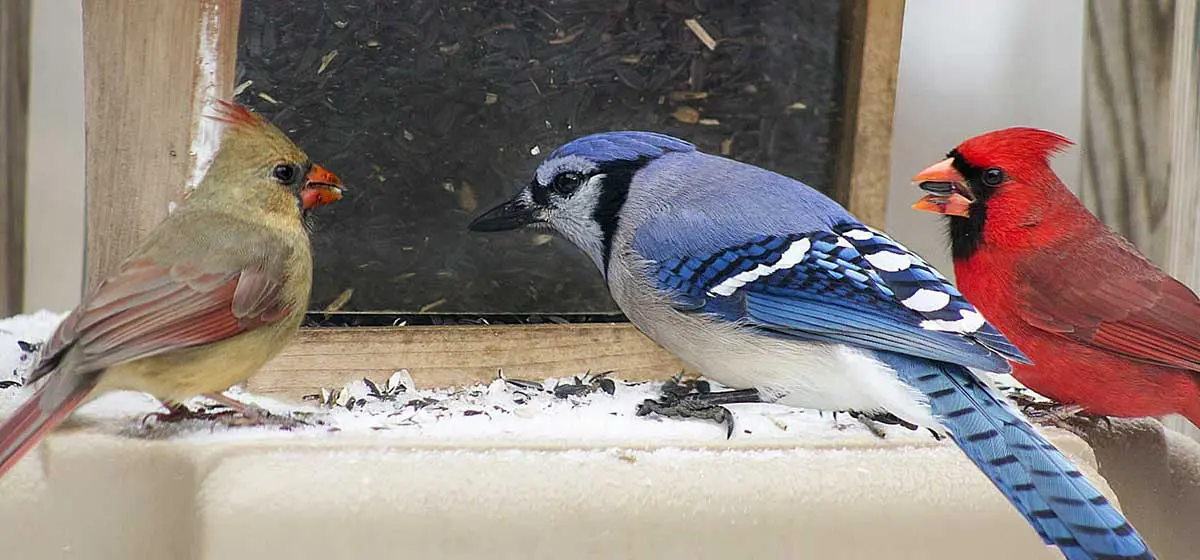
[75,0,905,400]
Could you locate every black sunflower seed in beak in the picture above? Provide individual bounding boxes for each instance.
[918,181,956,196]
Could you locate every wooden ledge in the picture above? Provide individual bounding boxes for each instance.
[249,324,687,401]
[0,427,1097,560]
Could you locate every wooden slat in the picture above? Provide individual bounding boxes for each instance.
[0,0,30,315]
[1084,0,1200,441]
[834,0,906,229]
[1166,0,1200,290]
[1163,0,1200,440]
[249,324,689,401]
[82,0,241,289]
[1080,0,1177,265]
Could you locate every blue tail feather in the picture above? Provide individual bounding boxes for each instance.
[875,352,1154,560]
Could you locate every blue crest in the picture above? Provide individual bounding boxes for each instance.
[549,131,695,162]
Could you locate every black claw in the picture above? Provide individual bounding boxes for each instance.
[848,410,919,431]
[838,410,937,440]
[142,402,192,425]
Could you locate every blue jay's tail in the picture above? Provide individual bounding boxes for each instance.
[875,352,1154,560]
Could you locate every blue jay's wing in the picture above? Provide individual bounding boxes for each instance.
[842,224,1028,363]
[642,220,1029,373]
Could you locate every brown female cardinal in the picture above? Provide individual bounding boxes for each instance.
[911,127,1200,428]
[0,101,344,478]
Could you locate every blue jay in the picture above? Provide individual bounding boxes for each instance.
[468,132,1153,560]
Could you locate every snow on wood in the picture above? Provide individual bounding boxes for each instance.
[0,311,946,446]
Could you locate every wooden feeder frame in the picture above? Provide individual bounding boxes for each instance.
[0,0,31,318]
[77,0,907,401]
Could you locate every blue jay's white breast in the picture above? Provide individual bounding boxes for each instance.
[605,256,939,429]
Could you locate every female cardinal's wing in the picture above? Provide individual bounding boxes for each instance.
[0,214,300,480]
[1014,235,1200,372]
[29,214,299,383]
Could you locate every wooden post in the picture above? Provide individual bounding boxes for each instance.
[82,0,241,289]
[1084,0,1200,440]
[0,0,30,316]
[1080,0,1177,265]
[1166,0,1200,290]
[834,0,906,229]
[1164,0,1200,439]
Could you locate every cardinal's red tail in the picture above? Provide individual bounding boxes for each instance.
[0,376,96,479]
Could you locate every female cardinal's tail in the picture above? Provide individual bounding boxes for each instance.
[876,352,1155,560]
[0,373,96,479]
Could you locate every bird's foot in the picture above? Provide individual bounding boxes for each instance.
[143,394,307,430]
[637,397,737,438]
[1052,411,1115,434]
[836,410,942,441]
[141,401,197,425]
[142,401,249,426]
[1007,392,1065,417]
[203,393,310,429]
[1009,393,1079,419]
[848,410,918,431]
[655,375,764,405]
[636,377,761,438]
[202,392,266,418]
[845,410,900,439]
[1007,393,1112,432]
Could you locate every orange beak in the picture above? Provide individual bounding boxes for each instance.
[911,157,973,218]
[300,163,345,210]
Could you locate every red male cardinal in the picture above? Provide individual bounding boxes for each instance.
[911,127,1200,427]
[0,101,344,478]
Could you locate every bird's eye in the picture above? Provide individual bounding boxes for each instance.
[272,163,299,184]
[981,167,1005,187]
[552,171,585,195]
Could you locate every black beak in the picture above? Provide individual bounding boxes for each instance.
[468,193,542,232]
